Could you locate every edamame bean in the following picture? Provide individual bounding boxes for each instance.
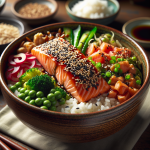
[10,85,17,93]
[43,100,51,108]
[35,98,43,106]
[36,91,44,98]
[25,96,31,103]
[29,90,36,98]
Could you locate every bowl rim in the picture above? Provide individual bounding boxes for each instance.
[122,17,150,44]
[11,0,58,20]
[0,22,150,117]
[0,16,25,46]
[65,0,120,20]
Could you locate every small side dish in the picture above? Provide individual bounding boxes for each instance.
[6,25,143,114]
[71,0,114,19]
[18,3,51,18]
[0,23,20,45]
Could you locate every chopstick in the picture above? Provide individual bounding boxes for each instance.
[0,140,12,150]
[0,134,27,150]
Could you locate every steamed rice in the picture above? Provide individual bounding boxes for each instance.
[71,0,114,19]
[8,84,120,114]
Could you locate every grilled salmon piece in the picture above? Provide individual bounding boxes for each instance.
[56,66,110,102]
[31,37,110,102]
[32,48,57,75]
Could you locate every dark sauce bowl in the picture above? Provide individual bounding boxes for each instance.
[122,17,150,48]
[0,22,150,143]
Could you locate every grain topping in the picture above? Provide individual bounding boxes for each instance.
[18,3,51,18]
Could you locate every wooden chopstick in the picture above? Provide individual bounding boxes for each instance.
[0,140,12,150]
[0,134,27,150]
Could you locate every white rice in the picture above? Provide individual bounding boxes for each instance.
[8,83,119,114]
[71,0,114,19]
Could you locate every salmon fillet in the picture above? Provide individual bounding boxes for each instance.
[31,38,110,102]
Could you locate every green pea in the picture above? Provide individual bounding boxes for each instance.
[120,58,124,61]
[108,79,111,85]
[43,100,51,108]
[36,91,44,98]
[135,76,141,81]
[49,106,56,111]
[136,80,141,85]
[101,73,106,78]
[17,87,22,92]
[96,62,102,68]
[117,58,121,62]
[111,56,116,60]
[24,90,30,96]
[51,100,57,106]
[109,60,115,64]
[15,82,22,88]
[114,68,119,73]
[24,96,31,103]
[10,85,17,93]
[115,63,120,68]
[59,98,66,105]
[40,106,48,109]
[50,89,56,94]
[125,75,130,80]
[29,100,35,105]
[88,56,92,60]
[132,56,137,61]
[105,71,111,78]
[18,93,26,100]
[35,98,43,106]
[54,91,62,100]
[29,90,36,98]
[66,94,71,100]
[41,97,47,102]
[47,93,55,101]
[20,88,26,93]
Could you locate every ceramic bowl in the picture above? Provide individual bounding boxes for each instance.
[11,0,58,25]
[65,0,120,25]
[0,22,150,143]
[122,17,150,48]
[0,0,5,14]
[0,16,24,55]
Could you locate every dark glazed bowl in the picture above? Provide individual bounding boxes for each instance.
[11,0,58,25]
[0,16,24,55]
[0,22,150,143]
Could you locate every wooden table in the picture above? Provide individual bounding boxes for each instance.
[0,0,150,149]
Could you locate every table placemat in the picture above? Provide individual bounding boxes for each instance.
[0,87,150,150]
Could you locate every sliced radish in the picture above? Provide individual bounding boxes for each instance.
[7,68,14,72]
[11,66,20,75]
[8,55,17,66]
[35,60,41,67]
[26,56,36,61]
[14,53,27,64]
[17,69,24,78]
[29,60,36,68]
[25,53,33,57]
[21,64,30,70]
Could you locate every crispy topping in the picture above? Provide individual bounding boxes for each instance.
[36,37,100,89]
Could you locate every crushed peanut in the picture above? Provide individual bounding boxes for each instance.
[18,3,51,18]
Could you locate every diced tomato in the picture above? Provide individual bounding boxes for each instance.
[109,47,131,58]
[90,50,111,63]
[85,43,98,56]
[100,42,114,53]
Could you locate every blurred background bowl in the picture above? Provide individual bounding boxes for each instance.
[0,0,6,14]
[65,0,120,25]
[11,0,58,25]
[122,17,150,48]
[0,16,24,55]
[0,22,150,143]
